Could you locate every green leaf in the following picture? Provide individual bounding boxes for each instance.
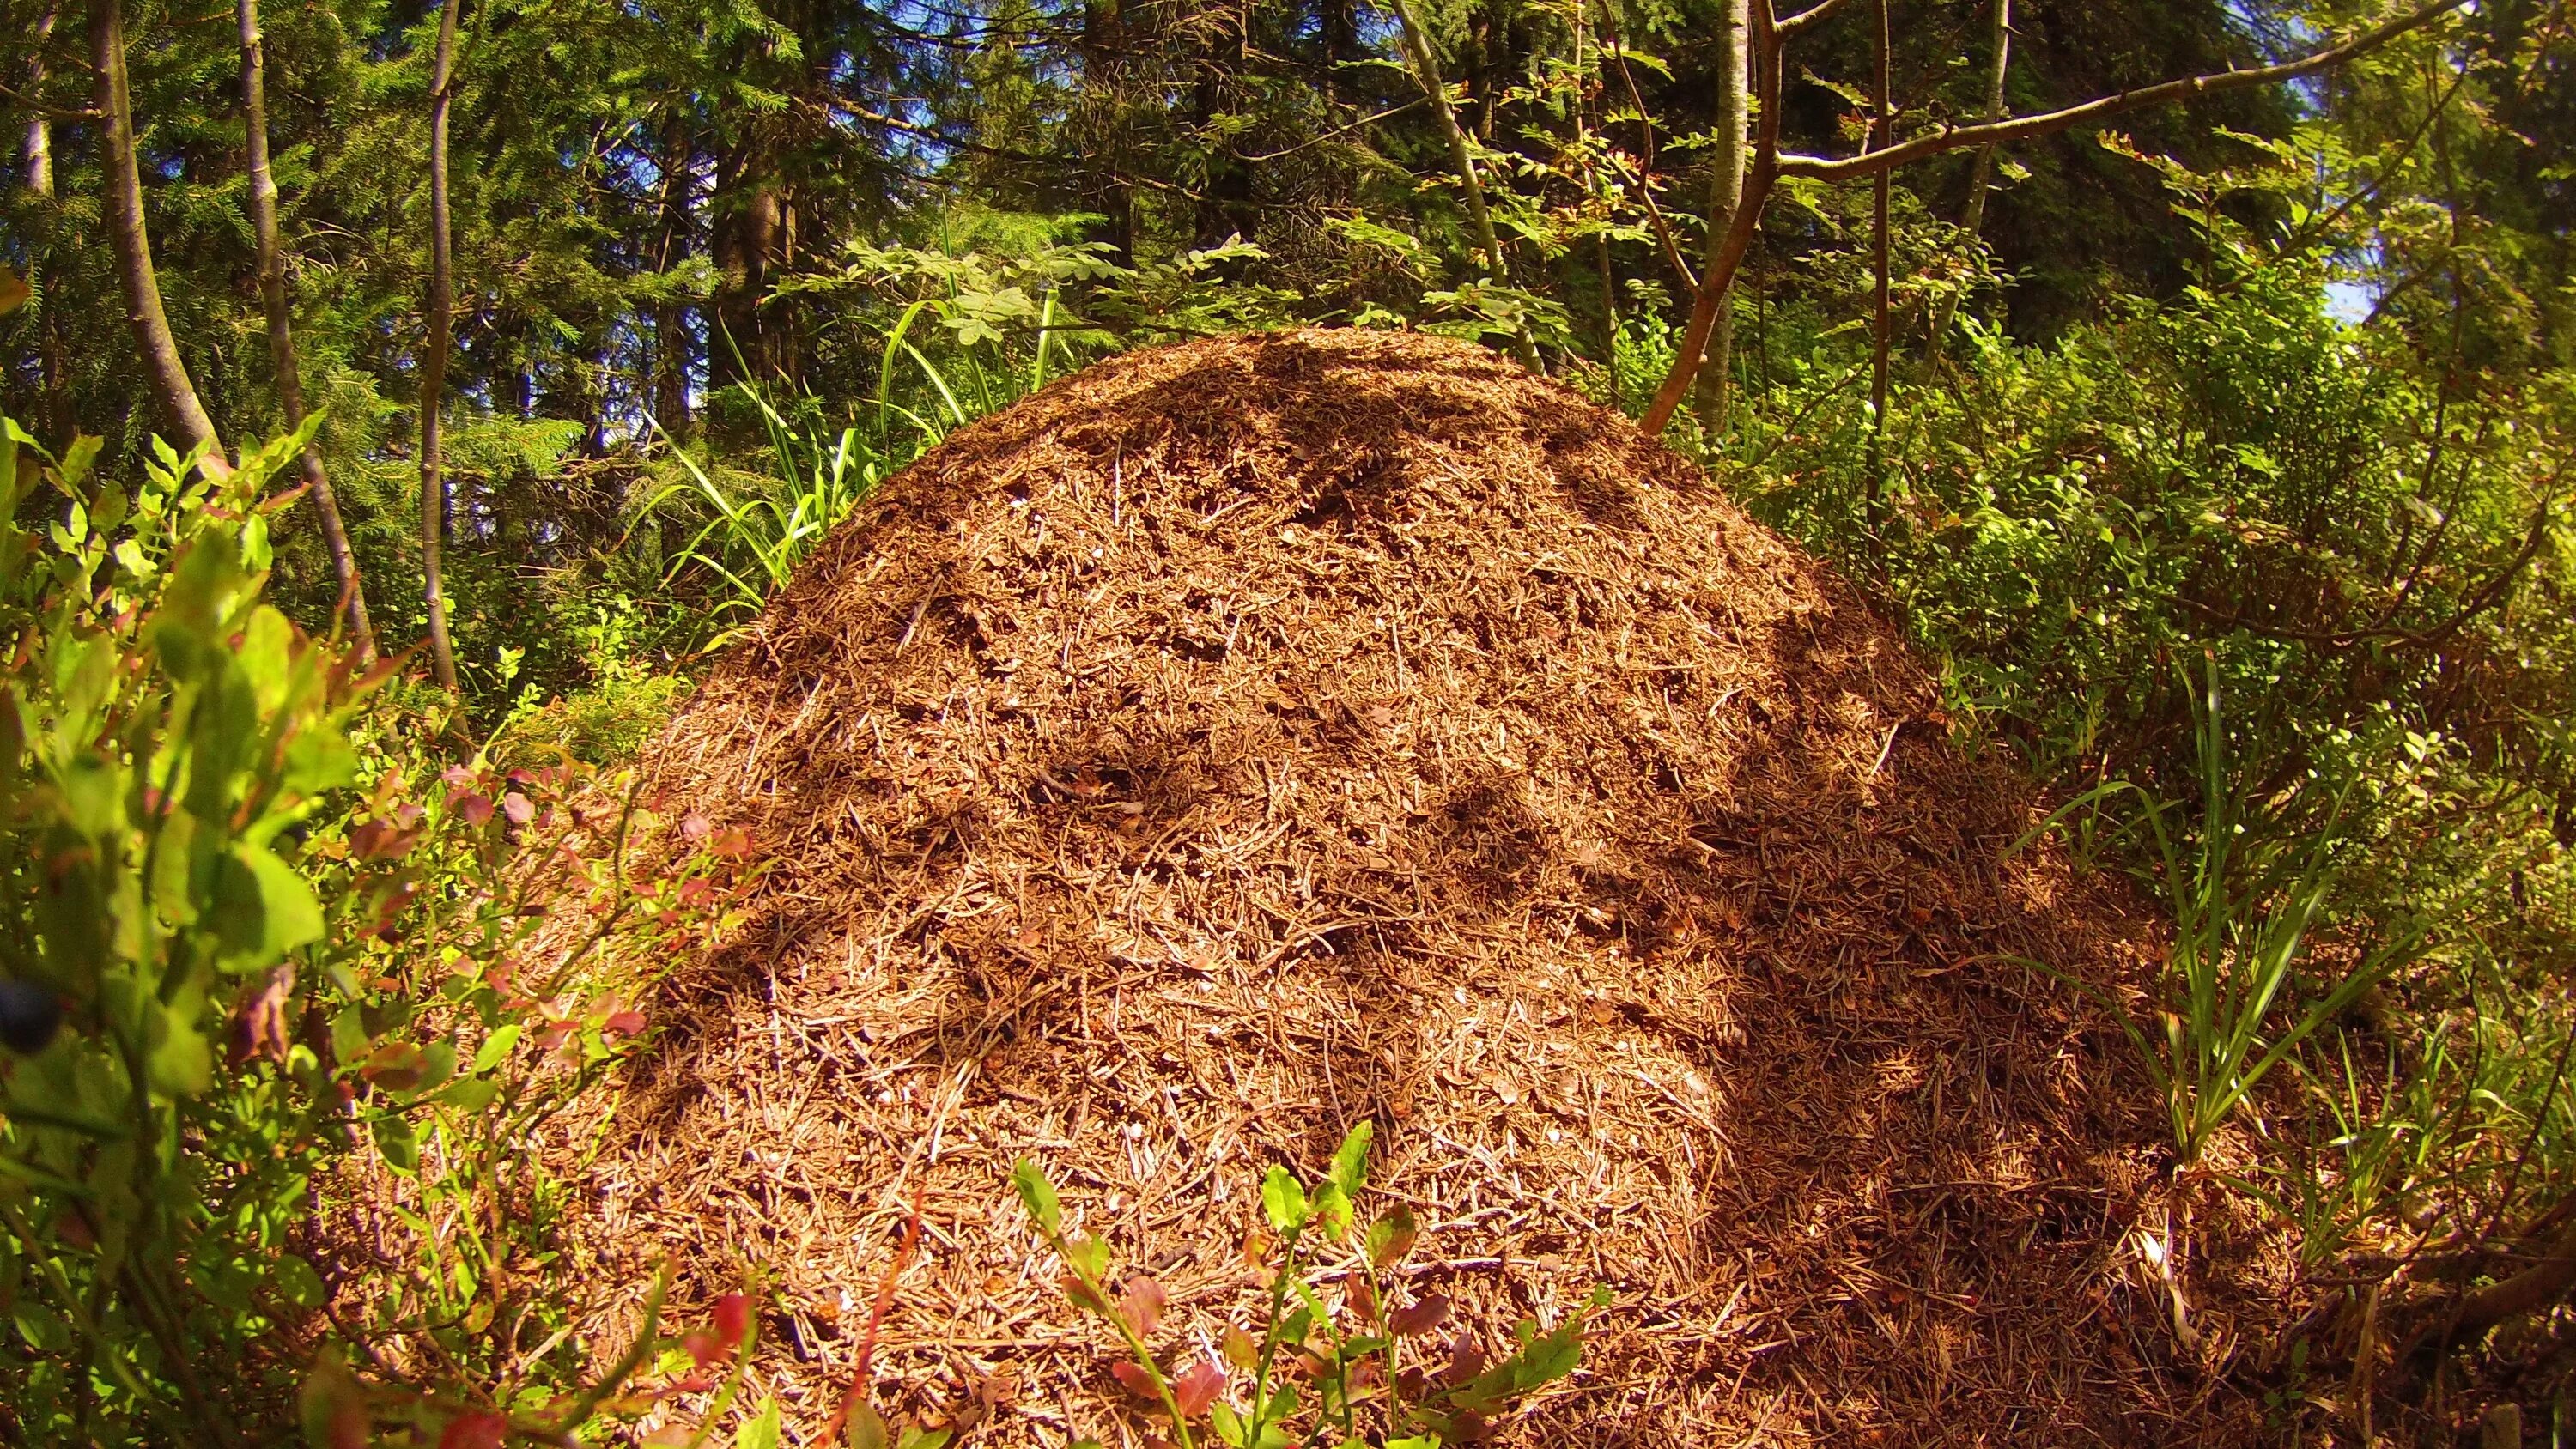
[1261,1167,1309,1234]
[1326,1121,1372,1197]
[209,842,325,969]
[372,1113,419,1174]
[736,1396,782,1449]
[147,1012,214,1098]
[440,1076,499,1113]
[1313,1183,1352,1241]
[1367,1204,1418,1268]
[1012,1158,1062,1235]
[1063,1233,1111,1282]
[471,1023,523,1075]
[1209,1402,1247,1447]
[896,1428,951,1449]
[273,1253,327,1309]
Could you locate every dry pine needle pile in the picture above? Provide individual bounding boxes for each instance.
[567,330,2284,1445]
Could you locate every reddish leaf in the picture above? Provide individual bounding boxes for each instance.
[1116,1275,1167,1339]
[1444,1330,1487,1385]
[681,809,714,843]
[1172,1359,1225,1418]
[1060,1273,1109,1314]
[1388,1292,1451,1338]
[441,765,477,789]
[438,1410,508,1449]
[603,1010,648,1037]
[501,791,534,825]
[712,1293,752,1349]
[350,818,422,860]
[454,793,494,827]
[1109,1361,1161,1402]
[710,827,756,859]
[1348,1276,1379,1325]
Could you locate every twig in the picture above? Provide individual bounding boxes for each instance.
[818,1205,925,1446]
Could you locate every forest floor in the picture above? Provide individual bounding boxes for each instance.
[555,330,2296,1446]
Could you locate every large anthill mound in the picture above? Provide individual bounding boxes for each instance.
[578,330,2275,1444]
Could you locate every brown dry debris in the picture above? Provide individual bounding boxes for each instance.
[565,329,2288,1445]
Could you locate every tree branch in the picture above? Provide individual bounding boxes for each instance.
[1776,0,1854,38]
[1776,0,2468,182]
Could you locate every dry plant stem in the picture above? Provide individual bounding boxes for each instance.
[818,1205,925,1446]
[418,0,465,694]
[240,0,374,658]
[1641,0,2471,427]
[1388,0,1540,372]
[90,0,228,473]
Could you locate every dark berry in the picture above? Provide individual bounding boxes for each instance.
[0,979,64,1056]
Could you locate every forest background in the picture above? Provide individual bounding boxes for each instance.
[1,0,2574,1441]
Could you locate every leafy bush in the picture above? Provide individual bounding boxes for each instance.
[1732,252,2576,1254]
[0,415,751,1444]
[1015,1124,1601,1448]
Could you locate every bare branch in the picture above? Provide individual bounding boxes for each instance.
[1776,0,2468,182]
[1776,0,1854,38]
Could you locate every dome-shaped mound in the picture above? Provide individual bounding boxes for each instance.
[586,330,2245,1444]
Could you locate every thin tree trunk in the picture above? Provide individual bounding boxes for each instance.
[1931,0,2010,343]
[241,0,374,658]
[653,112,693,440]
[1864,0,1891,523]
[23,1,54,197]
[1692,0,1749,433]
[1639,0,1779,434]
[418,0,463,692]
[1388,0,1540,370]
[91,0,229,471]
[24,2,65,442]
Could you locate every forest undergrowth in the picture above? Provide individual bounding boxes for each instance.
[3,0,2573,1440]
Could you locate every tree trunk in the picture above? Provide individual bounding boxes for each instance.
[709,134,779,391]
[1078,0,1136,265]
[1865,0,1891,522]
[1389,0,1540,370]
[91,0,229,471]
[653,113,694,440]
[418,0,463,692]
[241,0,374,658]
[1931,0,2011,343]
[24,2,66,443]
[1640,0,1778,434]
[22,1,54,197]
[1692,0,1749,433]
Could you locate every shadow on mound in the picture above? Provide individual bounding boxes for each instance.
[568,330,2271,1446]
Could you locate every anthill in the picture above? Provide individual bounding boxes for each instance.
[568,330,2271,1445]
